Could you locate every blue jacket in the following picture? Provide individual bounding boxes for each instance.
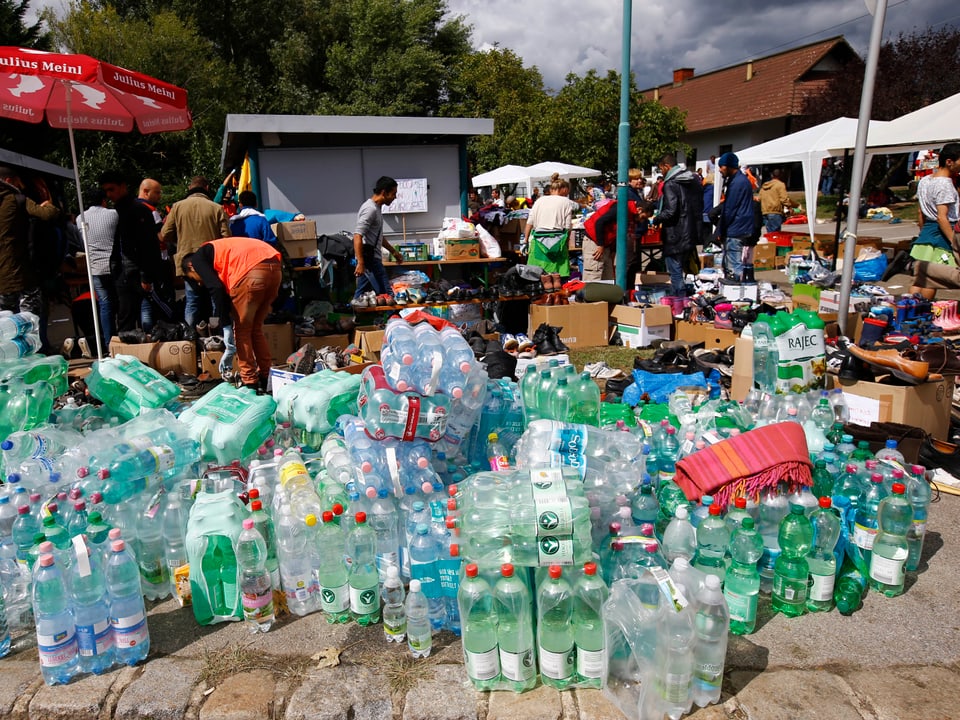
[720,170,754,238]
[230,208,278,245]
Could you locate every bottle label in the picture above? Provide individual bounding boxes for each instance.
[723,588,757,623]
[139,558,166,586]
[576,647,605,678]
[76,618,113,657]
[500,647,535,682]
[538,646,574,680]
[537,535,574,565]
[529,467,574,537]
[383,613,406,639]
[554,429,586,478]
[320,582,349,613]
[695,660,723,689]
[350,584,379,614]
[279,460,309,488]
[870,550,907,586]
[408,630,432,654]
[37,626,78,667]
[438,558,461,598]
[465,646,500,681]
[287,572,317,603]
[853,523,878,550]
[410,560,441,599]
[147,445,176,472]
[912,519,927,536]
[240,574,275,623]
[489,455,509,472]
[809,570,835,601]
[111,610,149,648]
[649,565,688,611]
[772,575,807,603]
[663,671,692,702]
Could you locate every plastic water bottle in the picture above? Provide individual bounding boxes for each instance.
[440,543,461,636]
[651,583,695,719]
[807,497,841,612]
[869,482,911,597]
[875,439,905,468]
[631,481,659,528]
[33,552,79,684]
[810,390,834,432]
[69,536,115,674]
[570,371,601,426]
[662,505,697,564]
[405,579,432,658]
[690,494,712,528]
[751,319,779,393]
[161,491,188,599]
[458,562,499,688]
[536,565,575,690]
[275,507,317,617]
[659,426,680,483]
[723,517,762,634]
[0,583,9,657]
[771,506,813,617]
[493,563,535,691]
[12,504,39,565]
[85,512,113,560]
[309,511,350,623]
[724,497,750,533]
[757,486,789,594]
[905,464,931,571]
[248,497,278,587]
[693,505,730,583]
[369,489,401,583]
[382,565,406,643]
[236,518,275,633]
[486,432,510,472]
[854,473,887,568]
[409,523,444,629]
[692,574,729,707]
[573,561,608,688]
[347,512,380,625]
[137,497,170,601]
[105,540,150,665]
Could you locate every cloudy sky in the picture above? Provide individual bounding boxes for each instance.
[27,0,959,92]
[445,0,960,91]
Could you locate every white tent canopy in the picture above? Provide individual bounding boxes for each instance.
[727,117,887,240]
[868,91,960,153]
[471,164,531,188]
[525,161,601,182]
[472,161,600,192]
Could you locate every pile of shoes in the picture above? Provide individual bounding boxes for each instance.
[285,343,351,375]
[530,323,569,356]
[500,332,536,359]
[633,340,705,374]
[165,371,222,400]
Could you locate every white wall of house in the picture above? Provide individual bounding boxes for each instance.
[680,118,789,168]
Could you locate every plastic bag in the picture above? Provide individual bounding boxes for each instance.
[440,217,477,239]
[477,224,502,258]
[853,248,887,281]
[628,369,706,405]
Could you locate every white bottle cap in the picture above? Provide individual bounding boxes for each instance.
[409,579,421,593]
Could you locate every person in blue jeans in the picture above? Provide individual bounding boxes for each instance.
[716,153,756,281]
[651,154,702,297]
[352,176,404,302]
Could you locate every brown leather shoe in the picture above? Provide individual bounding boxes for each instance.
[540,273,555,291]
[847,345,929,384]
[905,344,960,376]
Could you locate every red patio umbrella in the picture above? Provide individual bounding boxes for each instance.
[0,46,192,358]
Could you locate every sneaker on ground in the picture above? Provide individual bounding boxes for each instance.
[61,337,75,360]
[501,333,519,352]
[78,337,92,359]
[584,361,625,380]
[515,333,534,351]
[203,335,225,352]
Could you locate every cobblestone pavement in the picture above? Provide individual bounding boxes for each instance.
[3,492,957,720]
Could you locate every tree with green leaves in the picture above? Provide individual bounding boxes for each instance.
[0,0,49,48]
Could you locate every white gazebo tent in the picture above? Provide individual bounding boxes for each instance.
[525,161,601,182]
[471,164,532,189]
[867,91,960,152]
[729,117,887,240]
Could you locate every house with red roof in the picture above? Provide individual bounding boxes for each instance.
[640,37,858,171]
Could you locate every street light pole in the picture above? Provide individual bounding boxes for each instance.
[615,0,633,292]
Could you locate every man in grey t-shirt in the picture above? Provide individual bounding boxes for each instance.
[353,176,403,301]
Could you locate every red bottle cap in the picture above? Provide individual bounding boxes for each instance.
[251,500,262,511]
[892,482,906,495]
[322,511,334,523]
[465,563,478,578]
[501,563,514,577]
[549,565,562,579]
[734,497,747,509]
[709,505,722,516]
[819,496,832,508]
[248,488,260,500]
[584,562,598,576]
[332,503,344,515]
[355,512,366,524]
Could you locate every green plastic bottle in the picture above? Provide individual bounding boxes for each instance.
[347,512,380,625]
[494,563,536,692]
[771,505,813,617]
[536,565,575,689]
[811,460,834,500]
[573,562,609,688]
[724,517,763,634]
[458,563,500,689]
[869,483,911,597]
[806,497,840,612]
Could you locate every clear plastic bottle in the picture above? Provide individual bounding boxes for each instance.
[724,497,750,534]
[347,512,381,625]
[651,583,695,719]
[573,561,608,688]
[751,318,779,394]
[662,505,697,564]
[853,472,887,568]
[405,579,432,658]
[536,565,575,690]
[493,563,535,692]
[810,390,834,431]
[905,464,931,572]
[693,505,730,583]
[691,494,713,528]
[105,539,151,664]
[807,497,841,612]
[757,486,789,594]
[309,511,350,623]
[571,371,601,426]
[69,535,115,674]
[12,503,39,565]
[486,432,510,472]
[409,523,445,630]
[33,552,79,684]
[771,506,813,617]
[830,388,850,423]
[235,519,275,633]
[869,482,911,597]
[631,480,659,528]
[248,496,278,587]
[692,574,729,707]
[875,439,905,468]
[369,489,400,584]
[381,565,406,643]
[161,490,188,600]
[458,563,499,688]
[137,496,170,601]
[0,582,9,657]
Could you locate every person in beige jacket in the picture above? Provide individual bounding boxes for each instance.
[758,168,793,233]
[160,176,230,329]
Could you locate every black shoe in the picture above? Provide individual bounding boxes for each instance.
[919,437,960,475]
[549,325,569,353]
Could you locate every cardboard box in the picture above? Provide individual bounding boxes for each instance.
[354,326,385,360]
[753,243,777,270]
[791,292,819,312]
[730,335,754,402]
[109,337,197,375]
[792,239,812,254]
[675,322,739,349]
[719,281,759,302]
[199,350,236,380]
[698,253,714,269]
[818,290,872,314]
[839,376,954,439]
[516,353,570,379]
[610,305,673,348]
[528,301,610,349]
[262,323,295,364]
[268,366,304,395]
[443,238,480,260]
[272,220,317,259]
[634,272,673,286]
[313,333,351,349]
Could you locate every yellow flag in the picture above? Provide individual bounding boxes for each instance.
[237,152,252,193]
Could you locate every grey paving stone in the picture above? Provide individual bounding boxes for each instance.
[28,668,119,720]
[402,664,479,720]
[845,665,960,720]
[0,661,41,717]
[284,665,393,720]
[200,670,277,720]
[574,688,630,720]
[487,683,563,720]
[727,669,865,720]
[115,658,203,720]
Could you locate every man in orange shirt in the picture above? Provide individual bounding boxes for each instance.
[182,237,281,391]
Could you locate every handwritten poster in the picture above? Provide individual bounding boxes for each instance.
[383,178,428,214]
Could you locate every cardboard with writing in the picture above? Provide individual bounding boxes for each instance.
[109,337,197,375]
[610,305,672,348]
[839,376,954,439]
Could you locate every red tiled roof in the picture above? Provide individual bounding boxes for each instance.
[641,37,856,133]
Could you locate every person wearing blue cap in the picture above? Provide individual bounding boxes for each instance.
[716,152,756,281]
